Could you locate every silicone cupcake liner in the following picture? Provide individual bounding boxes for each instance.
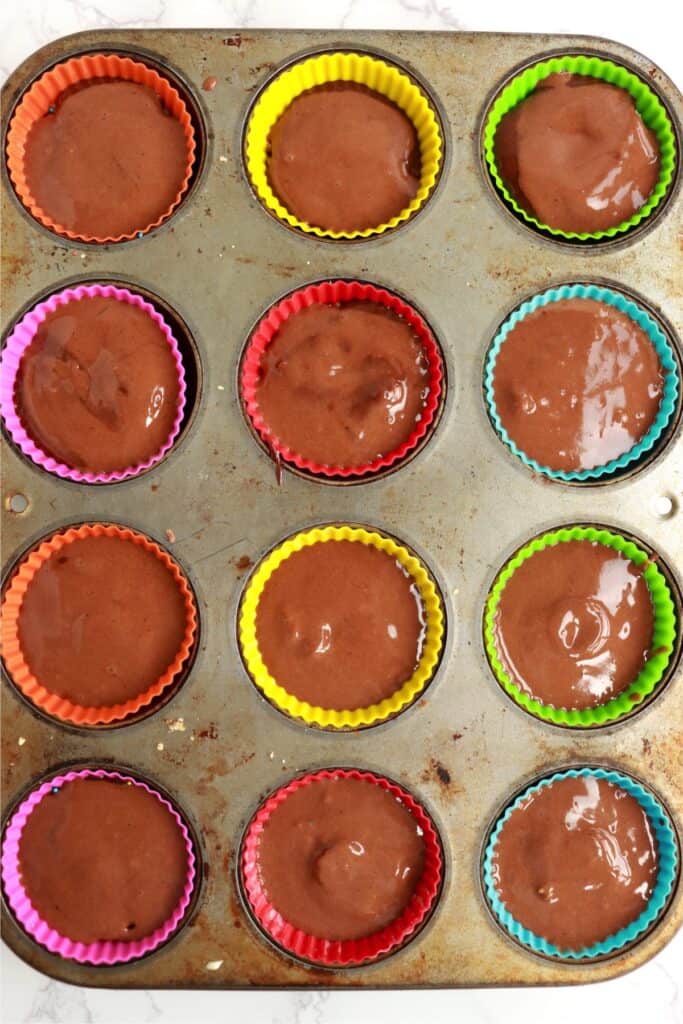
[244,51,443,239]
[484,284,680,482]
[1,768,196,965]
[1,523,198,725]
[483,54,677,241]
[241,768,443,967]
[482,766,679,960]
[483,526,677,727]
[6,53,197,243]
[238,525,445,729]
[0,284,187,483]
[241,280,444,478]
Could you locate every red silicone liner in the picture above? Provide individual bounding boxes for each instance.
[240,768,444,967]
[240,280,444,478]
[1,768,196,965]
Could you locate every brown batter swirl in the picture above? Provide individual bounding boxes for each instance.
[16,295,181,474]
[492,298,664,472]
[18,534,189,707]
[492,775,658,950]
[494,73,660,233]
[19,777,188,943]
[256,776,425,940]
[24,80,189,238]
[255,540,424,710]
[493,540,653,709]
[255,302,430,468]
[267,83,421,232]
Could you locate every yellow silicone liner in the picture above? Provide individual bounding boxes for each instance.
[238,526,445,728]
[243,52,444,239]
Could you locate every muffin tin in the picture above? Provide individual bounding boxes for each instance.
[1,27,681,989]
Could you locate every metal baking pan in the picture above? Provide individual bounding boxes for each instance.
[1,27,681,989]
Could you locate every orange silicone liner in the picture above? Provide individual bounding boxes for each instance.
[1,523,198,725]
[6,53,197,243]
[240,768,444,967]
[241,280,444,479]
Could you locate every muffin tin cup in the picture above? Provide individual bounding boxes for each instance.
[238,524,445,729]
[484,284,680,482]
[482,54,677,242]
[1,523,198,726]
[244,50,443,239]
[482,766,679,960]
[240,767,444,967]
[483,526,677,727]
[0,767,197,965]
[241,279,444,479]
[6,53,197,243]
[0,284,188,483]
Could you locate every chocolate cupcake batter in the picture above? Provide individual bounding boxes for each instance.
[24,80,189,238]
[18,777,188,943]
[492,298,664,473]
[267,83,421,232]
[18,534,189,707]
[255,302,430,468]
[494,73,660,233]
[493,540,654,709]
[255,540,424,709]
[16,295,181,474]
[492,775,658,950]
[257,776,425,940]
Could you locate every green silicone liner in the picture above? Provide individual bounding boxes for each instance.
[483,526,677,727]
[484,284,680,482]
[482,767,679,960]
[483,55,677,241]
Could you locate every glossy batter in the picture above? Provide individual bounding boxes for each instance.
[267,82,421,232]
[255,302,430,468]
[493,541,654,709]
[492,298,664,472]
[24,80,188,237]
[492,775,658,949]
[18,778,188,943]
[255,540,424,709]
[494,73,660,233]
[18,534,189,706]
[257,776,425,940]
[16,295,181,474]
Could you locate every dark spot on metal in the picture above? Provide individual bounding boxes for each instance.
[452,732,463,742]
[223,35,242,47]
[203,862,210,880]
[435,763,451,787]
[235,554,253,572]
[642,737,651,755]
[202,75,218,91]
[198,724,218,739]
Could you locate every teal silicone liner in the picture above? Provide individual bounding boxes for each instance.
[484,284,680,482]
[482,767,679,961]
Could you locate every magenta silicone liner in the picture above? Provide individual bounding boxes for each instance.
[0,768,196,965]
[0,284,187,483]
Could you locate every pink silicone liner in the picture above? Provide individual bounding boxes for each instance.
[241,280,444,478]
[1,768,196,965]
[0,284,187,483]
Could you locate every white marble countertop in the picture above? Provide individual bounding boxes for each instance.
[1,1,681,1022]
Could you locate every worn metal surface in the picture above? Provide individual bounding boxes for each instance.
[1,28,682,990]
